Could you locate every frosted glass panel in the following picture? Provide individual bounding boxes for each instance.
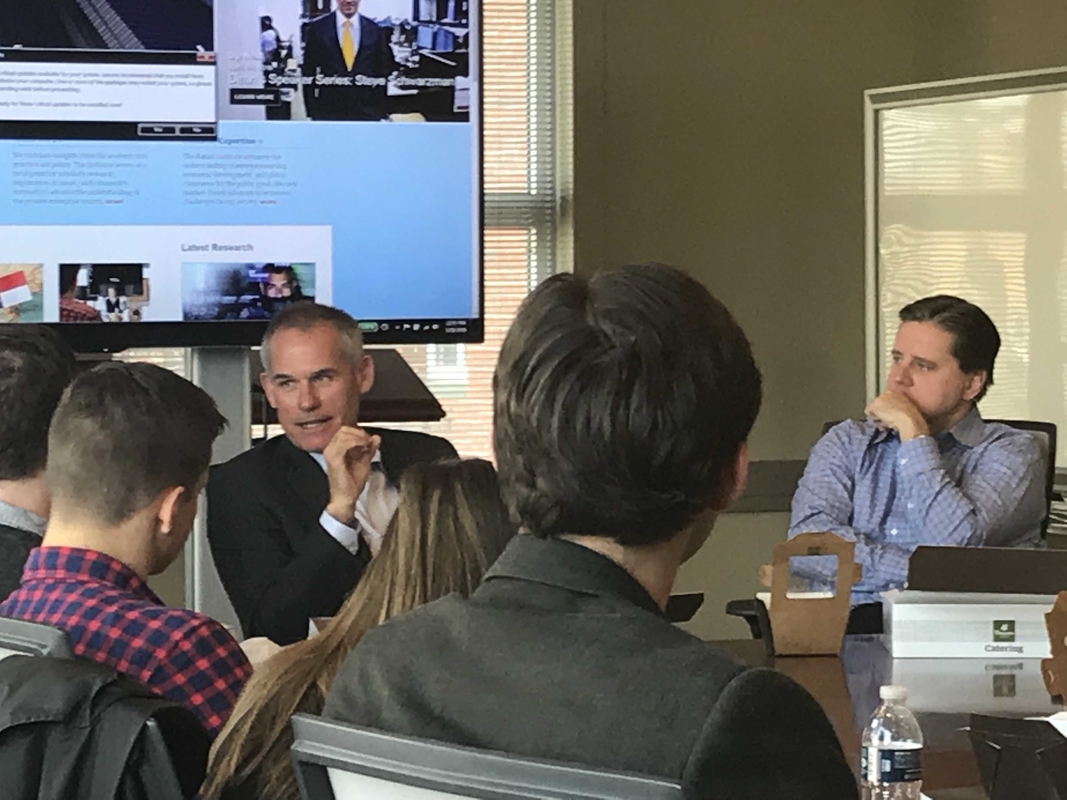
[877,88,1067,464]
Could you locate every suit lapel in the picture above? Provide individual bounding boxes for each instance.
[353,16,377,73]
[322,15,345,73]
[277,436,330,523]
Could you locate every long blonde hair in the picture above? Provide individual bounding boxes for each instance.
[201,458,515,800]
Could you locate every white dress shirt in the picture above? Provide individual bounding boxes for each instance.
[336,10,362,62]
[311,448,398,555]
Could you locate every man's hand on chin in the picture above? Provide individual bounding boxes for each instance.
[863,391,930,443]
[323,425,381,525]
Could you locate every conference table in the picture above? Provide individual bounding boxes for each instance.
[712,636,1064,799]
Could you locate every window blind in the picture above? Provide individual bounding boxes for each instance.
[390,0,571,457]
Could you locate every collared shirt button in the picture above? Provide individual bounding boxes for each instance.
[907,502,914,510]
[890,528,899,536]
[899,458,908,466]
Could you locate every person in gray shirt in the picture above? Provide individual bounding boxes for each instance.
[324,264,858,800]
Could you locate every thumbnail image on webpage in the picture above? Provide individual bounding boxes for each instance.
[182,261,316,320]
[58,263,149,323]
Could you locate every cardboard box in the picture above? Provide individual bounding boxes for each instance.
[884,590,1057,659]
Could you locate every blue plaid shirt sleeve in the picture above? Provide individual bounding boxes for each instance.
[896,432,1044,547]
[789,424,861,543]
[787,424,873,588]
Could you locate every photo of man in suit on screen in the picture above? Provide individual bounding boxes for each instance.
[301,0,397,120]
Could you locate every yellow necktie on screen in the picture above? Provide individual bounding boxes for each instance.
[341,20,355,70]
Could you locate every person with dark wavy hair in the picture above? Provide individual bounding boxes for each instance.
[790,294,1045,613]
[0,325,75,600]
[324,263,857,799]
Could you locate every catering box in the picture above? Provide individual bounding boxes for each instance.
[883,590,1057,659]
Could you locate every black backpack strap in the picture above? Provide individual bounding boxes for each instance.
[85,692,184,800]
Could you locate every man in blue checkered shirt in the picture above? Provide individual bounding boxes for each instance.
[789,295,1046,610]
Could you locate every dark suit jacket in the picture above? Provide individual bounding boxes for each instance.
[301,13,396,120]
[206,428,456,645]
[324,535,859,800]
[0,524,40,603]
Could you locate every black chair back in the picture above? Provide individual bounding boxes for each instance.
[985,420,1057,538]
[0,617,73,660]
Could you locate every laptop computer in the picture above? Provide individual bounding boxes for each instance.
[907,546,1067,595]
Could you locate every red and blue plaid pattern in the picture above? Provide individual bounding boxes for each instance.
[0,546,251,736]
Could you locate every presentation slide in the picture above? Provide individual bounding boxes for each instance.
[0,0,481,341]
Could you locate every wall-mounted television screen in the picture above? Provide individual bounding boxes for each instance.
[0,0,480,351]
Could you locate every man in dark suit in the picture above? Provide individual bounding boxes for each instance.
[207,303,455,645]
[324,265,858,799]
[301,0,396,120]
[0,326,75,601]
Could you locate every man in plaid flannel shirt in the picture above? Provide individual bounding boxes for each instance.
[0,362,251,737]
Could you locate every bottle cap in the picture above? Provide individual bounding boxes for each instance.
[880,684,907,702]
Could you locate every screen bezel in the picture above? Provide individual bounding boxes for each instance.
[49,314,484,352]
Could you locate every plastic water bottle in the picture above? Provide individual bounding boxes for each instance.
[860,685,923,800]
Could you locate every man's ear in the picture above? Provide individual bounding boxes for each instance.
[156,486,187,535]
[716,443,750,511]
[259,372,279,409]
[358,354,375,395]
[962,370,987,403]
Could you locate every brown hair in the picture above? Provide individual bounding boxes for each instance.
[494,264,761,546]
[898,294,1000,402]
[47,362,225,526]
[202,458,516,800]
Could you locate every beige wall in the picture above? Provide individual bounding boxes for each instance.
[572,0,1067,640]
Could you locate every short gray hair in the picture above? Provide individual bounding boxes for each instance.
[259,302,364,374]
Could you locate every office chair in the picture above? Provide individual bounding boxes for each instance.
[726,417,1059,641]
[290,713,683,800]
[984,420,1057,538]
[0,617,73,660]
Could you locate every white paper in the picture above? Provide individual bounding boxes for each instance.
[1025,710,1067,737]
[755,591,836,609]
